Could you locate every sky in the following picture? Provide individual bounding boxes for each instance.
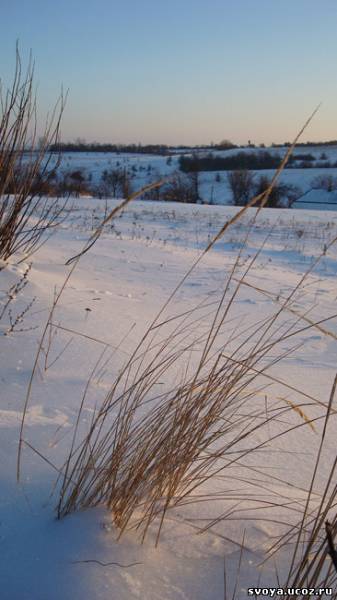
[1,0,337,145]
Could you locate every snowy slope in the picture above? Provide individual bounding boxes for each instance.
[1,199,337,599]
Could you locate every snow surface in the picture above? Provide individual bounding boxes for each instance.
[1,198,337,599]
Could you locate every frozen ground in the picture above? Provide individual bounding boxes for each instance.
[1,198,337,599]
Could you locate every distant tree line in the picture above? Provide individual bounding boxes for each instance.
[50,139,337,155]
[179,151,283,172]
[49,139,240,155]
[271,140,337,147]
[179,150,337,172]
[50,142,172,155]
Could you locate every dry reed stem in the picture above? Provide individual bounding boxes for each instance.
[280,398,316,432]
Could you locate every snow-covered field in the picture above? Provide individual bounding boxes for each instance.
[51,145,337,208]
[1,198,337,599]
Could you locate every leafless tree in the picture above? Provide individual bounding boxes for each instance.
[98,167,133,199]
[162,171,199,203]
[227,169,255,206]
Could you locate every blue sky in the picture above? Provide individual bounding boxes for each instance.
[2,0,337,144]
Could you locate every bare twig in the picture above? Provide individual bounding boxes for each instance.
[326,520,337,574]
[70,559,142,568]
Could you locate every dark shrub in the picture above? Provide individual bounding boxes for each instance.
[254,175,301,208]
[227,170,255,206]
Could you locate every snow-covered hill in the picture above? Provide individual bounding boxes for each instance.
[47,146,337,208]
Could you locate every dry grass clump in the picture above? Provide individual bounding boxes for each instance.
[0,44,66,260]
[56,305,329,544]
